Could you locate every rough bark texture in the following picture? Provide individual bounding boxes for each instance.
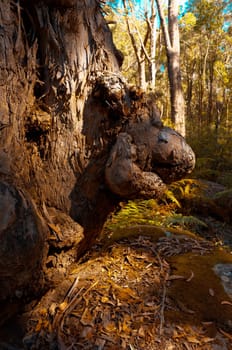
[0,0,195,321]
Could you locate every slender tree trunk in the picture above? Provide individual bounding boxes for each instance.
[156,0,186,136]
[208,59,215,124]
[198,59,203,129]
[139,59,147,89]
[186,61,196,120]
[145,0,157,88]
[167,51,186,135]
[150,1,157,87]
[123,0,147,89]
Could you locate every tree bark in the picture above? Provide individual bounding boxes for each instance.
[0,0,122,319]
[0,0,195,322]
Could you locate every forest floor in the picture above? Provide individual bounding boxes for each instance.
[0,180,232,350]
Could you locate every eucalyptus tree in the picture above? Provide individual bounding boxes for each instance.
[0,0,122,320]
[0,0,195,324]
[108,0,159,89]
[183,0,232,133]
[156,0,186,136]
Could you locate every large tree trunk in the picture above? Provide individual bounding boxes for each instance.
[0,0,195,323]
[0,0,122,321]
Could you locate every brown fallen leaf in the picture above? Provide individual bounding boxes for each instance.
[183,341,192,350]
[209,288,215,296]
[172,329,185,339]
[104,321,117,333]
[186,336,201,344]
[177,300,195,314]
[201,336,214,343]
[95,338,106,349]
[35,319,50,332]
[168,275,185,281]
[119,314,131,334]
[80,307,95,327]
[101,296,115,306]
[219,328,232,341]
[58,301,68,311]
[186,271,194,282]
[138,326,145,338]
[108,280,140,302]
[201,321,214,326]
[221,300,232,306]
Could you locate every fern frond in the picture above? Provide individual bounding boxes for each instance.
[105,198,171,232]
[164,189,181,208]
[184,183,191,196]
[164,214,208,229]
[213,188,232,199]
[167,179,209,200]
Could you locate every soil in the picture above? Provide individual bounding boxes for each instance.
[0,180,232,350]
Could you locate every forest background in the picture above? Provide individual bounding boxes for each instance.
[105,0,232,187]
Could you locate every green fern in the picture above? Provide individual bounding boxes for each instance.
[106,199,164,231]
[163,189,181,207]
[161,179,208,207]
[103,179,210,241]
[213,188,232,199]
[164,214,208,229]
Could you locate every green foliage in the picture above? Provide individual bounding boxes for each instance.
[213,188,232,200]
[165,179,207,200]
[106,10,139,84]
[216,172,232,187]
[185,0,225,32]
[164,189,181,208]
[104,179,208,239]
[214,60,229,85]
[105,199,166,231]
[107,1,232,187]
[188,127,232,186]
[108,0,232,132]
[164,214,208,230]
[180,12,197,31]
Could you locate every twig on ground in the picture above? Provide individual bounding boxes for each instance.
[159,271,169,335]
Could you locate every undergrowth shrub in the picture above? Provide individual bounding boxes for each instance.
[103,179,208,238]
[187,126,232,187]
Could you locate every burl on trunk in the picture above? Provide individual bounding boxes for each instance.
[0,0,195,320]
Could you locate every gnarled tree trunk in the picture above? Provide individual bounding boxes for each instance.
[0,0,195,323]
[0,0,122,321]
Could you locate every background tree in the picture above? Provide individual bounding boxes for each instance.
[180,0,232,182]
[147,0,158,88]
[107,0,232,184]
[108,0,159,89]
[183,0,232,133]
[156,0,186,136]
[122,0,148,89]
[107,0,232,141]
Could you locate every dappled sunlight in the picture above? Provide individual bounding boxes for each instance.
[166,251,232,335]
